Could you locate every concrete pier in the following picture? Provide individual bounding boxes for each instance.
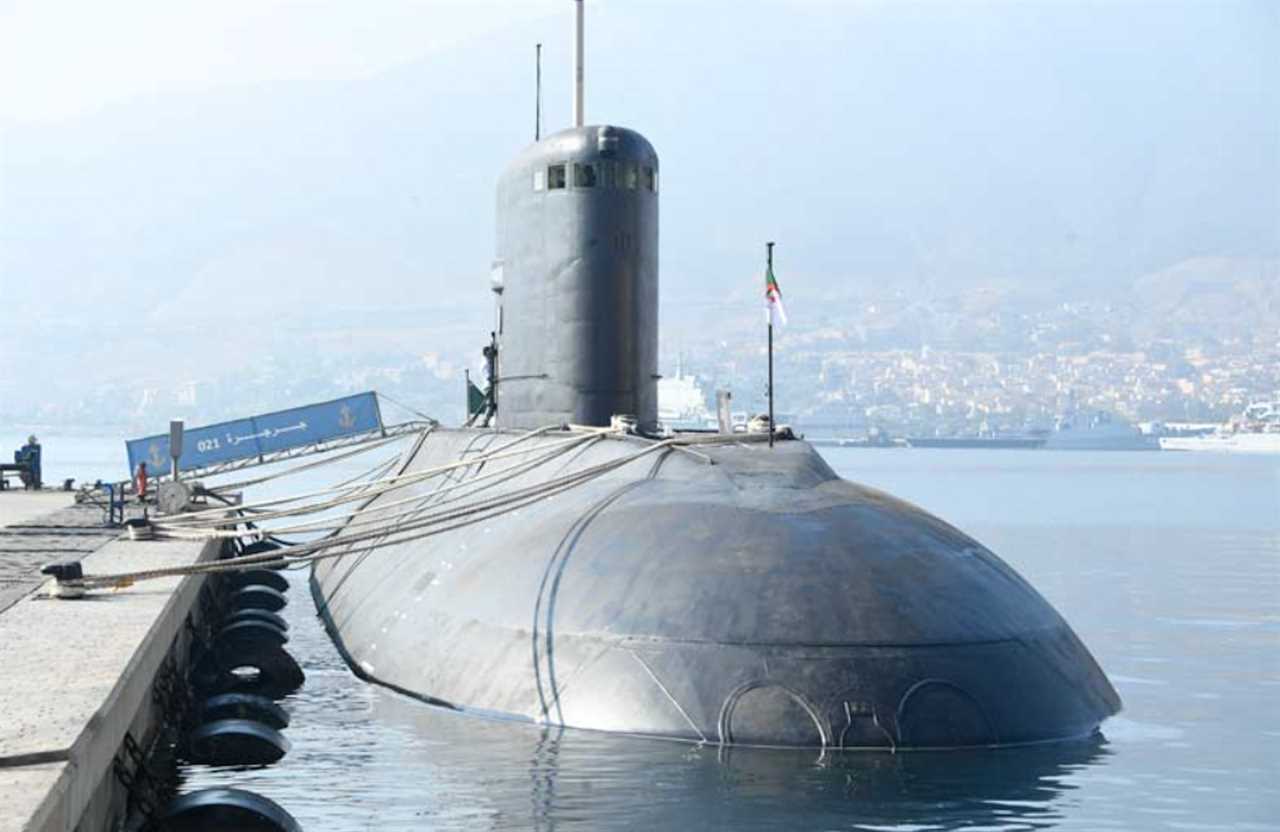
[0,498,215,831]
[1,496,109,615]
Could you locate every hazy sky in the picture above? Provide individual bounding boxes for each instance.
[1,0,1276,379]
[0,0,1275,430]
[0,1,568,122]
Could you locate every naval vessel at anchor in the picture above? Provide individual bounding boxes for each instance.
[311,1,1120,749]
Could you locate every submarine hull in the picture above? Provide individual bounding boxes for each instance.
[312,429,1120,748]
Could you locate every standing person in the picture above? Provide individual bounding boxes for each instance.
[135,462,149,502]
[16,435,42,490]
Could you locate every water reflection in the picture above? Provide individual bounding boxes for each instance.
[173,450,1276,831]
[717,740,1107,831]
[183,607,1111,832]
[357,689,1110,831]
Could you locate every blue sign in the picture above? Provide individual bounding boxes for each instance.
[126,391,383,476]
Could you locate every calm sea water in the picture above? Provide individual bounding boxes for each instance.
[13,434,1279,829]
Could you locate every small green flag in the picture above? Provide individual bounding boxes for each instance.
[467,378,487,418]
[765,264,787,325]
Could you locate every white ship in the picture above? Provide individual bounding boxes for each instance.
[1159,401,1280,454]
[657,366,715,431]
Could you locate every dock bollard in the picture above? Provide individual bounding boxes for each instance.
[124,517,154,540]
[40,561,86,599]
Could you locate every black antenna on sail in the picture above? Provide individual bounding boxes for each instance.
[535,42,542,141]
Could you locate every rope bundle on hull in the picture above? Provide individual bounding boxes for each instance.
[68,426,759,590]
[305,427,1123,750]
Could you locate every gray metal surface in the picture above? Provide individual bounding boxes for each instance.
[494,125,659,431]
[312,430,1121,748]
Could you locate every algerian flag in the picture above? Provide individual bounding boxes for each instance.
[765,263,787,326]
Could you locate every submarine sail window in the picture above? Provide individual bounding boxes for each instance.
[547,164,567,190]
[602,161,617,188]
[533,169,546,191]
[574,162,598,188]
[621,162,638,189]
[642,166,657,192]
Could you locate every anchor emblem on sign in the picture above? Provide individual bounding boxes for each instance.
[148,442,166,470]
[338,405,356,430]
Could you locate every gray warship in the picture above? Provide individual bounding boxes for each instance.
[312,2,1120,749]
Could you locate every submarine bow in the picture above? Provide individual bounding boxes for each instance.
[312,429,1120,748]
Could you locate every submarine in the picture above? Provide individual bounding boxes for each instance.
[312,1,1121,749]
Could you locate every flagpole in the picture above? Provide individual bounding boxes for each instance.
[766,241,775,449]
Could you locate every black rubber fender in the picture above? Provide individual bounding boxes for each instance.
[216,619,289,649]
[185,719,290,766]
[239,539,289,570]
[192,641,305,699]
[161,787,301,831]
[231,585,288,613]
[224,608,290,633]
[197,692,290,730]
[225,568,290,593]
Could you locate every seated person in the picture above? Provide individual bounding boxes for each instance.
[15,435,41,490]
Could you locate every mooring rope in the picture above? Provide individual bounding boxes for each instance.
[155,430,610,541]
[157,425,597,527]
[68,428,769,591]
[204,431,411,493]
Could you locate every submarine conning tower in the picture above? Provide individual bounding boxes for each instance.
[493,124,660,432]
[312,0,1122,751]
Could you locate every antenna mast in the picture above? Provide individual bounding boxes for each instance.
[572,0,585,127]
[535,42,543,140]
